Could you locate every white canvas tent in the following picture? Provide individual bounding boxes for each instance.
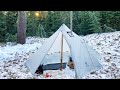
[25,24,102,78]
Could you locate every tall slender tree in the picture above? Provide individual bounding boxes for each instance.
[0,11,6,42]
[17,11,26,44]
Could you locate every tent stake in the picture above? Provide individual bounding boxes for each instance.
[60,34,63,71]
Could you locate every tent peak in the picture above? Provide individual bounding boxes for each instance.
[62,24,68,27]
[62,23,66,26]
[59,24,71,32]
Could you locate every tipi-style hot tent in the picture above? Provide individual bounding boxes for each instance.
[25,24,102,78]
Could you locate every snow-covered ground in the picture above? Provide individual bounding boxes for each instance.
[83,31,120,79]
[0,31,120,79]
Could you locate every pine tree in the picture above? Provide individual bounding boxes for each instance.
[45,11,63,37]
[27,11,39,36]
[0,11,7,42]
[5,11,18,35]
[99,11,120,32]
[80,11,94,35]
[60,11,70,28]
[73,11,81,35]
[91,12,101,33]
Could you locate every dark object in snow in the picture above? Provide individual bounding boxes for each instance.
[67,57,74,69]
[111,63,116,67]
[69,57,73,62]
[35,65,43,74]
[90,71,96,74]
[96,43,101,46]
[105,59,110,62]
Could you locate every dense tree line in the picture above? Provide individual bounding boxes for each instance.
[0,11,120,42]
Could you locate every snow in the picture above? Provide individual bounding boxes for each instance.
[0,37,42,61]
[83,31,120,79]
[1,31,120,79]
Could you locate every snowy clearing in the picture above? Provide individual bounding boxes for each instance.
[1,31,120,79]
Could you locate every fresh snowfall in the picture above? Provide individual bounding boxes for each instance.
[0,31,120,79]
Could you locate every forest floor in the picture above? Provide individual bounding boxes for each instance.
[1,31,120,79]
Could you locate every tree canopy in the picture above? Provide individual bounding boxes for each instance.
[0,11,120,42]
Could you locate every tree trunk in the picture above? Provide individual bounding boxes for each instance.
[17,11,26,44]
[70,11,73,35]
